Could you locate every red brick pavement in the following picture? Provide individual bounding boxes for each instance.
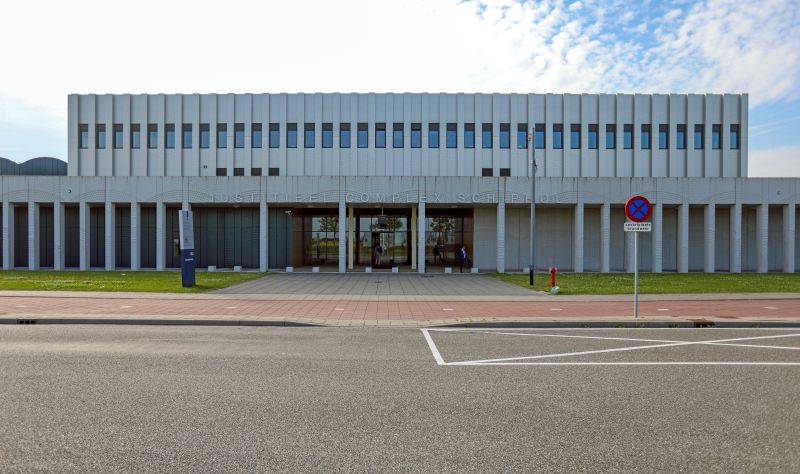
[1,295,799,322]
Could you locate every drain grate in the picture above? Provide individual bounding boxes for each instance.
[692,319,715,328]
[17,319,37,325]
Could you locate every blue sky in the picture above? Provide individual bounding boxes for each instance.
[0,0,798,176]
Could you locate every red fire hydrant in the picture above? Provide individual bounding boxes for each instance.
[549,267,557,288]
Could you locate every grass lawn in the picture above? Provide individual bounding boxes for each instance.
[0,271,267,293]
[492,272,800,295]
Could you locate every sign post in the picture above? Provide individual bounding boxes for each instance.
[624,196,652,319]
[179,210,196,288]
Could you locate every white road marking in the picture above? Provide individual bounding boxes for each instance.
[550,308,562,311]
[421,329,446,366]
[334,308,345,311]
[421,328,800,366]
[442,308,454,311]
[657,308,669,311]
[765,306,778,310]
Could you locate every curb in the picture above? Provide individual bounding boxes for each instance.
[2,317,798,329]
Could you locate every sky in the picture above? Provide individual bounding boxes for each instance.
[0,0,798,177]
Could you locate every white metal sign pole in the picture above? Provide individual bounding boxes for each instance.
[634,231,639,319]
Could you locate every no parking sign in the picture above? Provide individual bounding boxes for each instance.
[624,195,652,319]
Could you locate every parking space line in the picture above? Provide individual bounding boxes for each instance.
[421,328,800,367]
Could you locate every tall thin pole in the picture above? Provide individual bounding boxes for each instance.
[529,131,536,286]
[634,231,639,319]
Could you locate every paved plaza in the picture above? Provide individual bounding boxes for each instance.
[213,272,535,296]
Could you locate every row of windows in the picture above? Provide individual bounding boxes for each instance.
[211,167,514,177]
[79,122,741,151]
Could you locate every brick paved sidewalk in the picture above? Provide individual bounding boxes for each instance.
[1,292,799,327]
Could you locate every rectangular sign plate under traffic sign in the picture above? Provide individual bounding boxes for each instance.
[624,222,652,232]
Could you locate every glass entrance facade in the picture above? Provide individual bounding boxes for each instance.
[357,211,410,267]
[424,209,473,266]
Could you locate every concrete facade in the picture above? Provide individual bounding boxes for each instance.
[0,92,796,274]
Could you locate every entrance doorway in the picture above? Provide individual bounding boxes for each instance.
[357,211,410,268]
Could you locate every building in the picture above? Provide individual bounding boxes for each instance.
[1,93,798,273]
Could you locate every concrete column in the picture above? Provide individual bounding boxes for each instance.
[2,201,14,270]
[783,203,796,273]
[79,201,89,271]
[704,203,715,273]
[573,202,584,273]
[417,201,425,273]
[28,201,39,270]
[730,202,742,273]
[624,227,635,273]
[652,201,663,273]
[757,203,768,273]
[496,201,505,273]
[678,203,689,273]
[156,201,166,271]
[338,200,346,273]
[348,206,354,270]
[54,202,64,270]
[411,206,417,270]
[104,202,115,270]
[130,203,140,271]
[600,203,610,273]
[259,201,268,272]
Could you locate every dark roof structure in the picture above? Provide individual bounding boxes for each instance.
[0,157,67,176]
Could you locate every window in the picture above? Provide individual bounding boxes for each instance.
[96,124,106,149]
[481,167,493,177]
[287,123,297,148]
[182,124,192,149]
[677,124,686,149]
[147,124,157,149]
[481,123,492,149]
[694,124,704,149]
[712,124,721,150]
[234,123,245,148]
[730,124,740,150]
[534,123,545,149]
[304,123,315,148]
[340,123,351,148]
[269,123,280,148]
[393,122,403,148]
[79,124,89,149]
[499,167,511,177]
[216,167,226,176]
[570,124,581,149]
[446,123,457,148]
[217,123,227,148]
[411,123,421,148]
[130,124,141,149]
[233,167,244,176]
[165,124,175,149]
[605,124,616,149]
[588,124,598,149]
[553,124,563,149]
[658,124,668,149]
[517,123,528,149]
[375,123,386,148]
[251,167,262,176]
[200,124,210,148]
[322,123,333,148]
[499,123,510,149]
[113,124,123,149]
[268,167,280,176]
[252,123,262,148]
[357,123,368,148]
[464,123,475,148]
[641,124,651,150]
[428,123,440,148]
[623,124,633,149]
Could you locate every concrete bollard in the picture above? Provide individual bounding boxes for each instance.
[391,267,399,273]
[312,266,320,273]
[208,265,216,272]
[286,266,294,273]
[471,268,479,274]
[234,265,242,272]
[444,267,452,274]
[365,267,372,273]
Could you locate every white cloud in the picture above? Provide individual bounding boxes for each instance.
[748,145,800,177]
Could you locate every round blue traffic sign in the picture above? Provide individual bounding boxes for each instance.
[625,195,652,223]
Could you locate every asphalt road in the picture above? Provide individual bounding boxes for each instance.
[1,325,799,472]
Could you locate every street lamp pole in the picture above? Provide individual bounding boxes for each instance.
[528,131,536,286]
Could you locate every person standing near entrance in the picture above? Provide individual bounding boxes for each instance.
[433,243,441,264]
[458,245,468,273]
[374,242,383,267]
